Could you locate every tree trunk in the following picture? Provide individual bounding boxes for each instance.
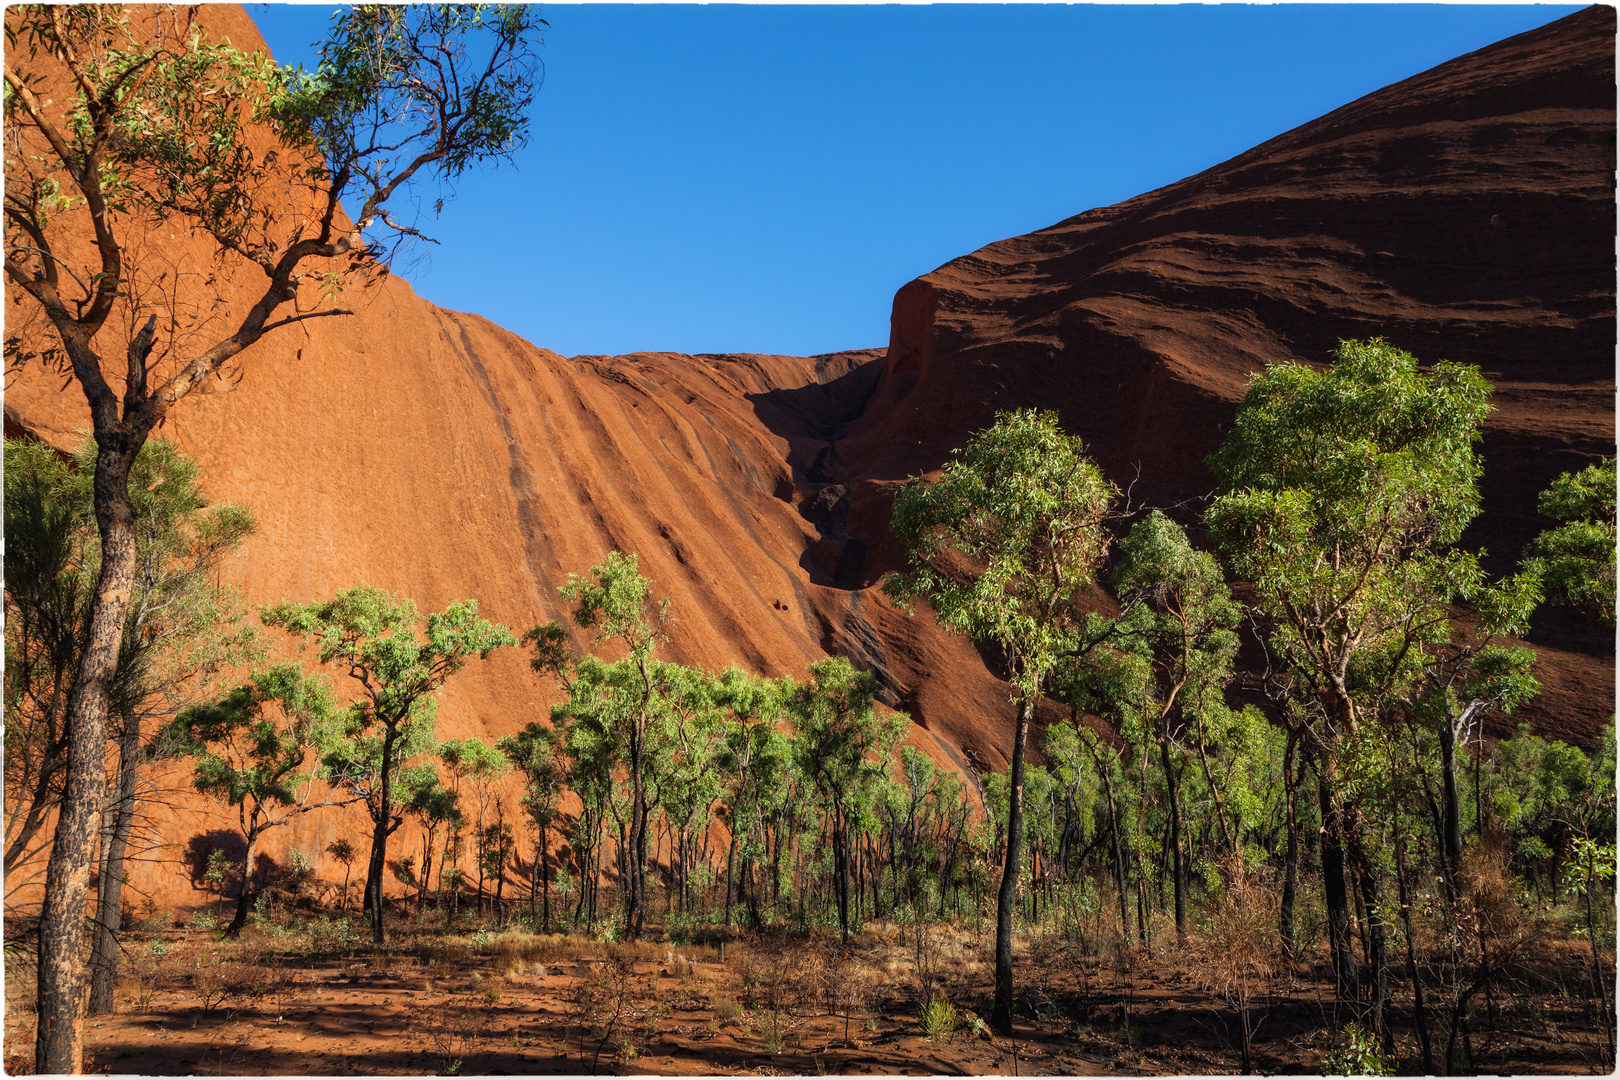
[1279,733,1300,957]
[831,806,851,942]
[991,696,1032,1036]
[87,708,142,1016]
[1353,832,1391,1055]
[1393,818,1433,1073]
[530,834,540,920]
[229,829,261,935]
[626,724,645,940]
[36,436,139,1075]
[363,726,399,944]
[1159,738,1186,940]
[724,822,739,929]
[1318,777,1360,1006]
[1439,718,1464,898]
[419,831,434,912]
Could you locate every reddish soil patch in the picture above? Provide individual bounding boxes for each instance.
[5,917,1612,1076]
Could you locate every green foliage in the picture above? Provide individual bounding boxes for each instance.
[261,588,512,937]
[272,5,544,231]
[1321,1022,1392,1076]
[204,849,230,893]
[1206,339,1497,739]
[1523,457,1616,627]
[3,436,258,869]
[560,550,668,659]
[920,994,961,1041]
[885,408,1118,699]
[499,722,569,838]
[168,663,334,815]
[264,589,513,725]
[787,657,906,808]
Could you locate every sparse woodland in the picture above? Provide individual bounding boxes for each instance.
[2,4,1614,1077]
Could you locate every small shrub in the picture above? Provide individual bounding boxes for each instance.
[711,993,742,1022]
[309,916,355,955]
[192,967,232,1011]
[425,993,492,1075]
[920,994,960,1041]
[1321,1022,1391,1077]
[759,1008,788,1054]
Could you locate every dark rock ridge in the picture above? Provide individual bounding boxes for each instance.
[825,3,1614,749]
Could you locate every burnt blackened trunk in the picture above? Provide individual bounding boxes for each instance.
[1279,733,1300,957]
[363,726,400,944]
[1353,834,1392,1054]
[724,822,739,929]
[1393,818,1434,1072]
[1100,762,1131,943]
[1159,738,1187,940]
[37,434,139,1074]
[991,696,1032,1036]
[831,806,852,942]
[1318,778,1360,1006]
[88,708,142,1015]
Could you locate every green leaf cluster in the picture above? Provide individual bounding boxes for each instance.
[1522,456,1616,627]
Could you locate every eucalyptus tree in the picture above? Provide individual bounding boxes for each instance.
[532,551,673,939]
[886,408,1118,1034]
[1398,575,1541,894]
[439,738,510,912]
[655,665,726,918]
[6,4,544,1060]
[326,838,358,912]
[167,664,356,934]
[262,588,514,942]
[884,747,939,915]
[1047,684,1136,943]
[1205,338,1495,1028]
[400,770,459,912]
[1098,510,1244,937]
[1523,456,1616,627]
[499,721,569,928]
[3,436,258,1015]
[711,668,792,929]
[786,656,907,942]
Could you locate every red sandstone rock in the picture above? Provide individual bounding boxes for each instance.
[4,6,1612,911]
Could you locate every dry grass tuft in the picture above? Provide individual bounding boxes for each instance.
[491,931,576,966]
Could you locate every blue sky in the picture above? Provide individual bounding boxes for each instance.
[250,4,1581,358]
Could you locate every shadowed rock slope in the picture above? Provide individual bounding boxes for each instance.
[825,4,1616,749]
[4,5,1613,907]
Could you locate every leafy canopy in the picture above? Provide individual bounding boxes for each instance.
[884,408,1117,696]
[1522,456,1616,627]
[261,587,515,729]
[167,663,336,814]
[1205,339,1495,728]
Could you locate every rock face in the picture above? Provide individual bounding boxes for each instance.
[4,5,1613,909]
[830,3,1617,747]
